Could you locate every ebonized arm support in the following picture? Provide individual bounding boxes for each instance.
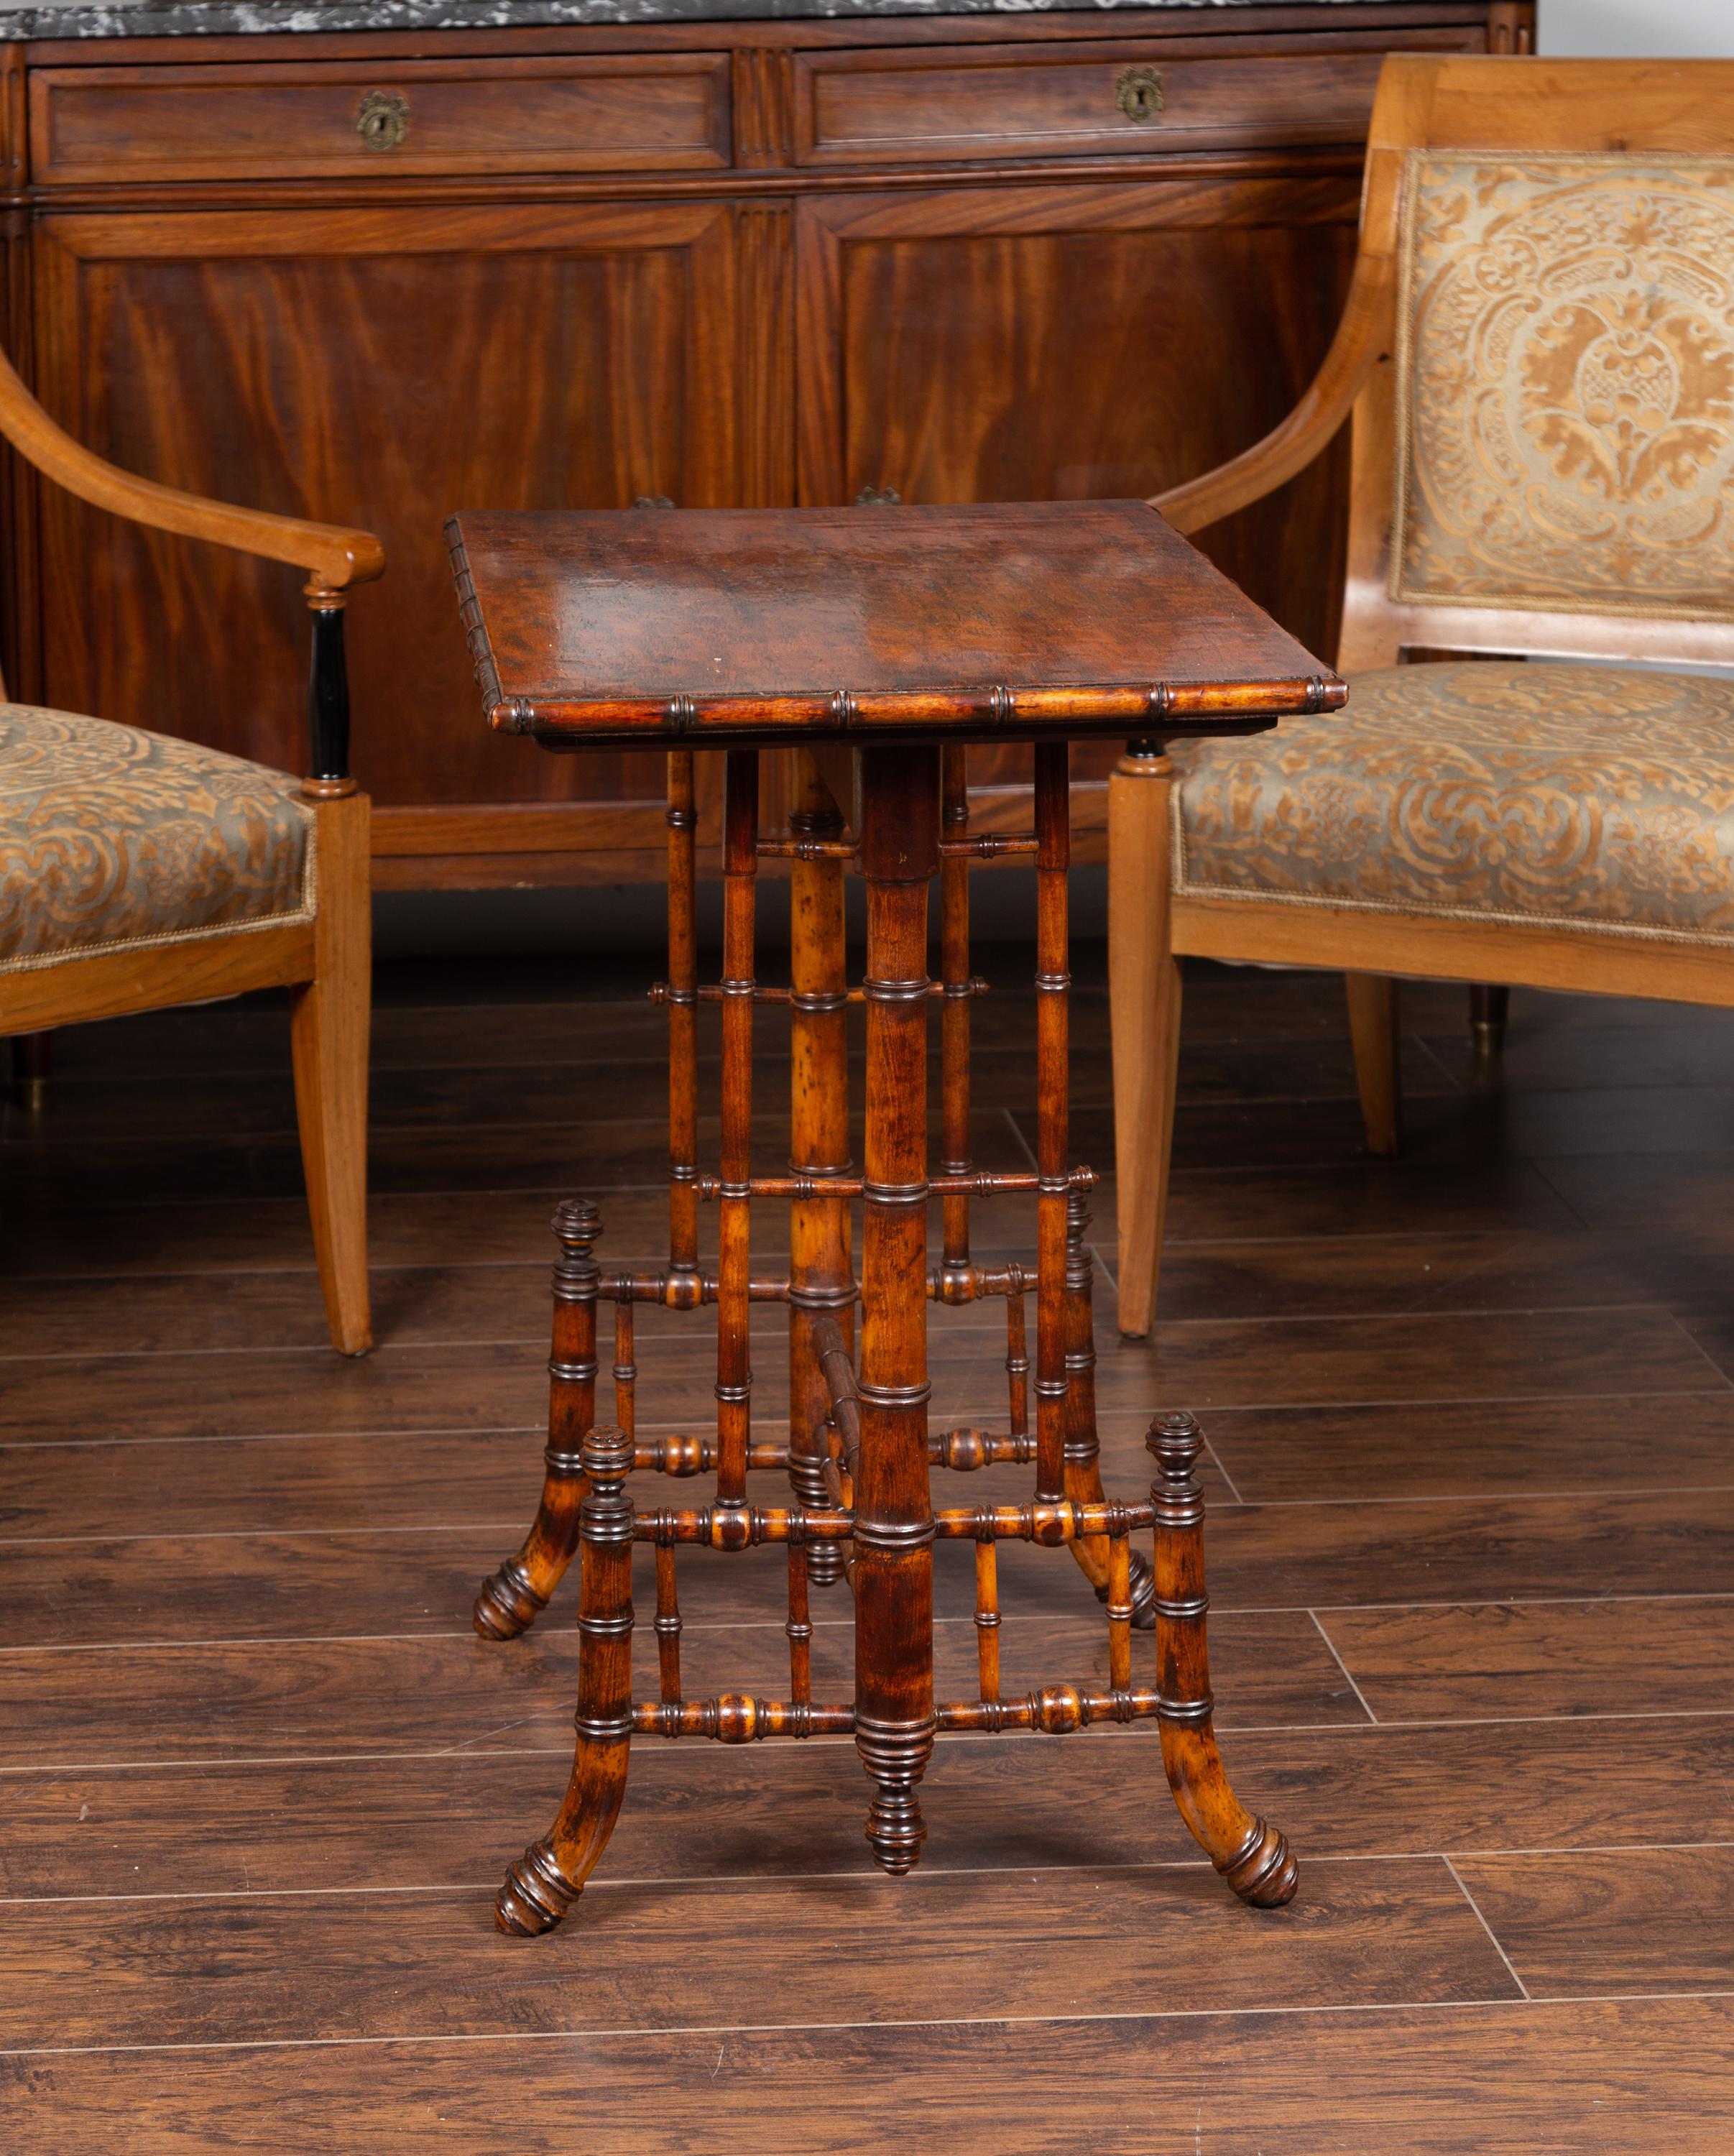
[0,344,383,788]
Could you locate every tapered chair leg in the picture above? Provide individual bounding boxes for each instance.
[1148,1411,1297,1907]
[289,789,372,1355]
[1344,971,1401,1158]
[1109,745,1182,1339]
[1470,983,1510,1062]
[9,1029,51,1115]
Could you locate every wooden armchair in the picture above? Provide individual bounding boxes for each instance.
[0,346,384,1352]
[1110,53,1734,1335]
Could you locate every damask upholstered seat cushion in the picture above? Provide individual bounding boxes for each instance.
[0,704,314,974]
[1171,662,1734,945]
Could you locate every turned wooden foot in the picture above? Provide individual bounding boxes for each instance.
[857,1716,931,1876]
[1148,1411,1298,1909]
[497,1835,589,1937]
[474,1199,600,1641]
[495,1725,631,1936]
[496,1424,635,1935]
[1214,1812,1299,1907]
[1160,1715,1299,1908]
[474,1557,554,1643]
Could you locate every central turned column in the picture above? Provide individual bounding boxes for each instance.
[854,742,940,1873]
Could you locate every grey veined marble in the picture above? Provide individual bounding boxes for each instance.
[0,0,1383,45]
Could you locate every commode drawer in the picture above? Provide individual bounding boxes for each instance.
[792,41,1417,167]
[30,54,732,183]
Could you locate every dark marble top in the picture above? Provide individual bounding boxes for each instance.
[0,0,1382,45]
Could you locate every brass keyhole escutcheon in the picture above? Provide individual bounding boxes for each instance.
[1115,66,1164,124]
[356,90,410,152]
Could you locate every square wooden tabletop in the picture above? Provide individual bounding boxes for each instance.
[446,500,1343,747]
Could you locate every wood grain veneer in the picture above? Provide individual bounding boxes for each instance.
[30,54,732,183]
[791,41,1398,167]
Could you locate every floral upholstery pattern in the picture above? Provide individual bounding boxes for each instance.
[1394,156,1734,620]
[1171,663,1734,945]
[0,704,314,975]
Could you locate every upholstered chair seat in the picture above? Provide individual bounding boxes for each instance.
[0,318,379,1353]
[1108,57,1734,1338]
[1170,662,1734,946]
[0,704,315,975]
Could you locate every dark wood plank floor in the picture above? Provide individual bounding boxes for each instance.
[4,949,1733,2152]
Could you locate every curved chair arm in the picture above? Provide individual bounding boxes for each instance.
[1150,146,1402,538]
[0,343,384,788]
[0,344,384,592]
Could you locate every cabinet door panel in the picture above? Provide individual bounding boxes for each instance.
[795,175,1356,806]
[33,201,752,848]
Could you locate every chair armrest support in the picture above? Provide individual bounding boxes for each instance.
[1148,146,1401,537]
[303,602,356,799]
[0,344,383,788]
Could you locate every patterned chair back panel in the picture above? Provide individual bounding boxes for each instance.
[1392,154,1734,625]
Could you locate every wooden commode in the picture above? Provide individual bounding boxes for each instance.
[0,1,1528,890]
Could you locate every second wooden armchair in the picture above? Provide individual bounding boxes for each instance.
[1110,52,1734,1335]
[0,344,383,1351]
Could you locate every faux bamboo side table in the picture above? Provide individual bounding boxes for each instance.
[446,501,1344,1938]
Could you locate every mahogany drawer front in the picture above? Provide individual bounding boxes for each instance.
[29,55,732,183]
[792,42,1406,167]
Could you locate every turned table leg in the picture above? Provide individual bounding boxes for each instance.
[496,1424,637,1935]
[664,748,704,1307]
[473,1198,600,1639]
[854,743,939,1874]
[1033,745,1158,1627]
[1149,1411,1297,1907]
[787,751,854,1588]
